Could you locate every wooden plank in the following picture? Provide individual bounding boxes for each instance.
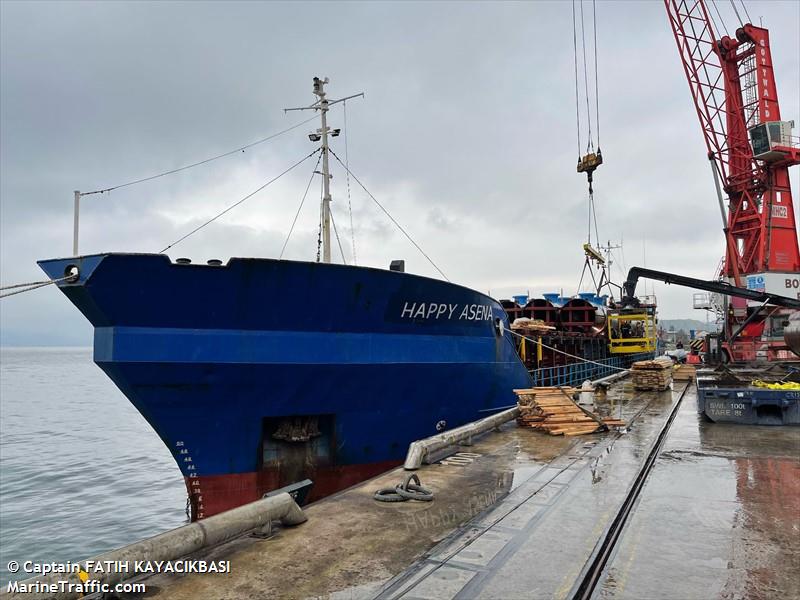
[516,383,617,436]
[530,385,578,391]
[554,387,606,429]
[549,427,599,435]
[534,398,577,403]
[548,421,599,429]
[564,429,600,437]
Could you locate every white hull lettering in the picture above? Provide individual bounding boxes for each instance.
[403,302,494,321]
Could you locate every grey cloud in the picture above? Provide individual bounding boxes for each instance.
[1,0,798,344]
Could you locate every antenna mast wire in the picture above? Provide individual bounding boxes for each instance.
[343,100,357,265]
[280,152,323,259]
[329,149,449,281]
[159,148,321,253]
[82,115,319,196]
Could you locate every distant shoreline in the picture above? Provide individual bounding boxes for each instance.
[0,345,93,350]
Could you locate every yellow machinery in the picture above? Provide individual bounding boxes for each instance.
[608,309,657,354]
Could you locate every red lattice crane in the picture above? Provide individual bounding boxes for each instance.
[664,0,800,294]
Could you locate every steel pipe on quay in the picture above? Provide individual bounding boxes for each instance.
[4,492,307,600]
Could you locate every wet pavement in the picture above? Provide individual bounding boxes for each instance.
[375,384,680,600]
[141,408,579,600]
[595,388,800,600]
[135,381,800,600]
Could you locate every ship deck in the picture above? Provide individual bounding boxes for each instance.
[117,381,800,599]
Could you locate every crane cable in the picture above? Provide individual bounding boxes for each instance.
[579,0,594,153]
[710,0,730,35]
[739,0,751,24]
[572,0,582,159]
[729,0,744,28]
[572,0,600,155]
[588,0,601,254]
[592,0,600,149]
[572,0,603,249]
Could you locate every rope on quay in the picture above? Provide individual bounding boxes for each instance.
[0,275,73,299]
[506,328,630,372]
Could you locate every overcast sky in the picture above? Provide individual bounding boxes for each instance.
[1,0,798,345]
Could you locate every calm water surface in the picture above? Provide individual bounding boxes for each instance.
[0,347,186,583]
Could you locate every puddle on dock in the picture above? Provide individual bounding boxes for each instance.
[596,388,800,600]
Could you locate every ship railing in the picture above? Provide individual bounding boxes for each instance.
[528,352,654,387]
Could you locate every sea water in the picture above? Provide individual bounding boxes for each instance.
[0,347,185,583]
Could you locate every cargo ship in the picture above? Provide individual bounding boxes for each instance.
[38,253,530,519]
[38,78,655,520]
[38,78,532,520]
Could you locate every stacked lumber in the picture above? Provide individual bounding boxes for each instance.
[514,387,626,436]
[673,364,696,382]
[511,318,556,333]
[631,358,674,390]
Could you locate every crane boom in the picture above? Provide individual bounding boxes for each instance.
[622,266,800,310]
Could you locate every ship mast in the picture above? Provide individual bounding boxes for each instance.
[285,77,363,263]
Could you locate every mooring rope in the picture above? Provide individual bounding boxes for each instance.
[0,275,73,299]
[507,328,630,372]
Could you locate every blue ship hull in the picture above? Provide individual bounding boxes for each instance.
[39,254,530,518]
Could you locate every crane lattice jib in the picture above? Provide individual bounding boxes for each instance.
[664,0,800,283]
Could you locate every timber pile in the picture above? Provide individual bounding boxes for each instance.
[631,358,674,390]
[673,364,696,382]
[511,318,556,333]
[514,387,626,436]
